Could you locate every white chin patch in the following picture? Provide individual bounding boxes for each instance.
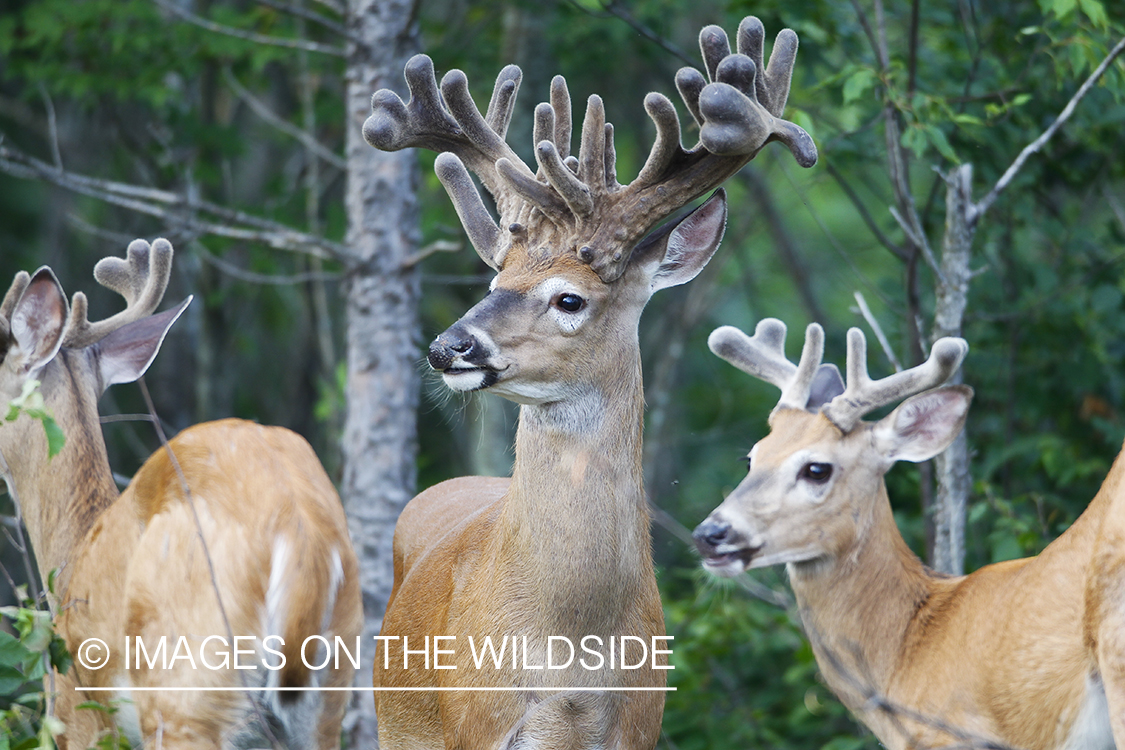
[701,555,747,578]
[442,368,487,392]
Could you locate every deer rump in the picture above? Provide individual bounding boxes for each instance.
[60,419,359,749]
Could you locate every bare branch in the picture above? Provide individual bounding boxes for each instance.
[309,0,343,13]
[598,0,695,68]
[648,502,792,609]
[853,291,903,372]
[873,0,891,72]
[890,204,944,281]
[196,243,342,284]
[66,213,140,246]
[783,161,900,312]
[824,161,906,261]
[223,67,347,170]
[848,0,887,71]
[1103,184,1125,234]
[0,447,45,613]
[37,84,62,172]
[975,33,1125,221]
[254,0,355,42]
[152,0,345,57]
[0,141,347,260]
[400,239,462,269]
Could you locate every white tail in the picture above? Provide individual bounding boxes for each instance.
[0,241,362,749]
[364,17,816,750]
[695,318,1125,750]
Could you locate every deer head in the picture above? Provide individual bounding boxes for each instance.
[1,239,189,405]
[693,319,971,574]
[364,17,817,406]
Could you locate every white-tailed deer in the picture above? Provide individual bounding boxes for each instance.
[362,17,817,750]
[0,240,363,749]
[694,318,1125,750]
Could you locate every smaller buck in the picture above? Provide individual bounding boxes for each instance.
[0,240,362,749]
[693,318,1125,750]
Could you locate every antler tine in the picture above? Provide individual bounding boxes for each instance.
[822,329,969,432]
[695,17,817,168]
[0,270,32,343]
[736,16,797,118]
[364,55,534,198]
[62,238,174,349]
[366,18,816,284]
[434,153,504,269]
[708,319,796,392]
[711,319,848,417]
[778,323,825,411]
[580,18,818,283]
[550,75,572,161]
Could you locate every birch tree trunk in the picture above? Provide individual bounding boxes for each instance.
[342,0,421,743]
[931,163,976,575]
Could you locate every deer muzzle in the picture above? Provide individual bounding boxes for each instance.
[692,514,761,575]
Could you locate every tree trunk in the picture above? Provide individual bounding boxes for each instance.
[931,163,975,575]
[342,0,421,744]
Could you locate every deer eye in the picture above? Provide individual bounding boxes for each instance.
[553,293,586,313]
[800,462,833,483]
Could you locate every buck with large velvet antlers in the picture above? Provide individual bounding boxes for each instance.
[694,318,1125,749]
[0,240,362,749]
[364,16,816,750]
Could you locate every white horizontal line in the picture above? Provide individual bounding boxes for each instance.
[76,686,675,692]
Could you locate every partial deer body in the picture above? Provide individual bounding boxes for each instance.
[694,318,1125,750]
[0,241,362,750]
[364,17,817,750]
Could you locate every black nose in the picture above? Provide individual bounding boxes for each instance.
[692,518,732,554]
[428,328,476,370]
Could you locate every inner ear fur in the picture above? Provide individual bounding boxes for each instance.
[630,189,727,292]
[873,385,973,464]
[7,269,68,373]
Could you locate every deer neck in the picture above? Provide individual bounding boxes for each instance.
[786,482,932,706]
[3,351,118,595]
[499,349,653,634]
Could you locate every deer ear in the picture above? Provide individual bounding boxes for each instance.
[632,189,727,292]
[6,269,68,375]
[872,385,973,464]
[94,297,191,391]
[806,364,844,411]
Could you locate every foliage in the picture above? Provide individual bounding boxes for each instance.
[0,582,71,750]
[4,380,65,459]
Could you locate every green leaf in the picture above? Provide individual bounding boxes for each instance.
[1052,0,1078,16]
[924,125,959,163]
[75,701,116,715]
[41,416,65,458]
[842,68,876,104]
[5,380,44,420]
[48,636,71,676]
[951,113,984,126]
[0,662,29,694]
[901,125,928,159]
[1077,0,1108,26]
[0,630,33,669]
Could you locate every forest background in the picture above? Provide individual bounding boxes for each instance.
[1,0,1124,748]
